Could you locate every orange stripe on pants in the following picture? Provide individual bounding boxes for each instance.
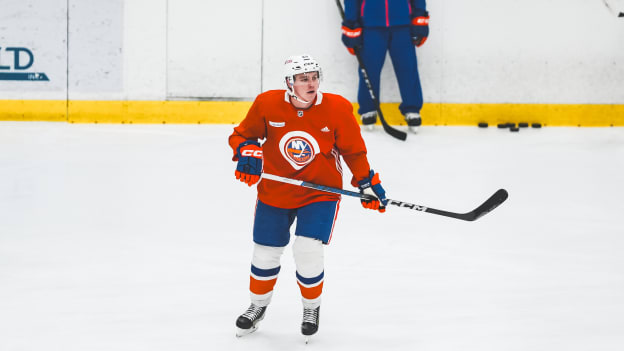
[250,276,278,295]
[297,281,324,300]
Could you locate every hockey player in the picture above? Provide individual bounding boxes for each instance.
[229,54,389,341]
[341,0,429,133]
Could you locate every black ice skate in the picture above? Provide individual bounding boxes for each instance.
[235,304,267,337]
[405,112,422,133]
[361,111,377,131]
[301,306,320,343]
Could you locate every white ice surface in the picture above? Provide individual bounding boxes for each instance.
[1,122,623,351]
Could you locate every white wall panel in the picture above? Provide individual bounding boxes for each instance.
[67,0,124,100]
[123,0,167,100]
[437,0,624,103]
[166,0,263,99]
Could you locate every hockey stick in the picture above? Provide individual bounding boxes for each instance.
[262,173,509,221]
[335,0,408,141]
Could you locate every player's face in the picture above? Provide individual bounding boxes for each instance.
[292,71,320,102]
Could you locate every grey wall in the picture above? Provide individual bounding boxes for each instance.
[1,0,623,104]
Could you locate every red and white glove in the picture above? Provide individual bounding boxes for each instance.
[341,20,362,55]
[411,10,430,47]
[235,140,263,186]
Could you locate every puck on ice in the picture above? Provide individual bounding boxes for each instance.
[532,123,542,128]
[519,122,529,128]
[478,122,488,128]
[510,127,520,132]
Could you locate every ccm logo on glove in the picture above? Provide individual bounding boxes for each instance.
[241,149,263,158]
[413,17,429,25]
[235,140,263,186]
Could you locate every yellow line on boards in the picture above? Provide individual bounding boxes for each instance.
[1,100,623,126]
[0,100,66,122]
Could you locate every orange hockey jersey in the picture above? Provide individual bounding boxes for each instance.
[229,90,371,209]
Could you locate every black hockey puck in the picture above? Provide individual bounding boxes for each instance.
[497,123,509,129]
[518,122,529,128]
[478,122,488,128]
[531,123,542,128]
[510,127,520,132]
[507,123,516,128]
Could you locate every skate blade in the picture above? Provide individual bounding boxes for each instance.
[303,332,317,344]
[362,124,375,132]
[235,326,257,338]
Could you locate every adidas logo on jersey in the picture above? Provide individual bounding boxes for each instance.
[321,126,330,132]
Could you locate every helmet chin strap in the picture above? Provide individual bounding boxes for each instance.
[287,77,311,104]
[291,92,311,104]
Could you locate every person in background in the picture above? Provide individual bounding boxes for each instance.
[341,0,429,133]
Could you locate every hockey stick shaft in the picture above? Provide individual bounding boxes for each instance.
[262,173,508,221]
[334,0,408,141]
[602,0,624,16]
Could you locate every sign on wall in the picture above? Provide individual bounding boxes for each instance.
[0,0,67,99]
[0,47,49,81]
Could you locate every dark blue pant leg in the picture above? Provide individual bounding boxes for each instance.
[388,26,423,115]
[357,27,390,116]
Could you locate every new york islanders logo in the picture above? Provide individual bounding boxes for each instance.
[279,131,320,170]
[287,140,312,163]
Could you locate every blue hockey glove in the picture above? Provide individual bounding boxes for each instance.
[357,170,388,213]
[341,20,362,55]
[411,9,430,47]
[235,140,263,186]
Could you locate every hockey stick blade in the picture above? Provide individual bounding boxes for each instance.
[262,173,508,221]
[373,92,408,141]
[416,188,509,221]
[357,61,407,141]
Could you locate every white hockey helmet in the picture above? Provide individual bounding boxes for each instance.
[283,54,322,98]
